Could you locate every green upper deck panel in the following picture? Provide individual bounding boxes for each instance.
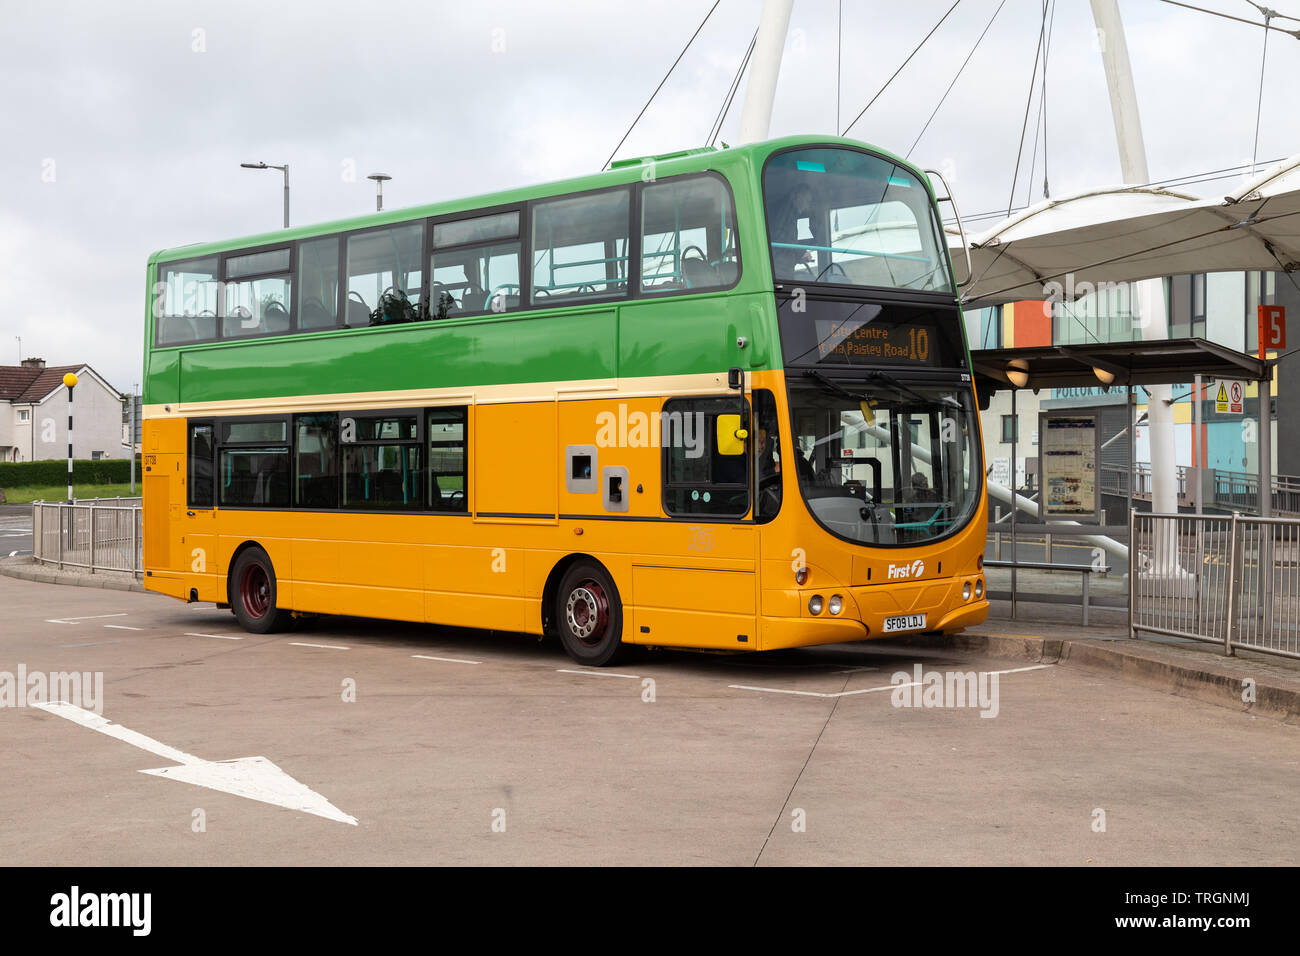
[143,136,954,407]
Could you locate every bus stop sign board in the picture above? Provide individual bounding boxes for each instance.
[1258,305,1286,358]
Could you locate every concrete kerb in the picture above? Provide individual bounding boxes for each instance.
[0,556,145,593]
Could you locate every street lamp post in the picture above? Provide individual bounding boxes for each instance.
[240,161,290,228]
[368,173,392,212]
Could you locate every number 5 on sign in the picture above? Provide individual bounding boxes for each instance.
[1258,305,1286,358]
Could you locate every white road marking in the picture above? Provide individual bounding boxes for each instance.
[412,654,481,664]
[46,613,128,624]
[59,641,120,649]
[288,642,350,651]
[556,669,641,679]
[7,551,17,557]
[729,664,1052,698]
[729,681,909,699]
[103,624,142,631]
[185,632,243,640]
[33,701,357,825]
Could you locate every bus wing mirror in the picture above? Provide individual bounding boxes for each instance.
[924,167,972,290]
[716,414,746,456]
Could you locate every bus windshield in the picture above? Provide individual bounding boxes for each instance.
[764,147,951,294]
[787,374,980,546]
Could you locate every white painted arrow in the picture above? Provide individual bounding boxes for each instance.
[34,701,357,825]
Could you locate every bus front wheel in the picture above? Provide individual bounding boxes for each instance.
[229,546,293,634]
[555,561,625,666]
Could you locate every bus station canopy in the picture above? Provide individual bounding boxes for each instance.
[949,154,1300,306]
[970,337,1269,402]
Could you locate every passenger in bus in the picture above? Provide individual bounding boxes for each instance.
[756,426,779,479]
[770,182,822,278]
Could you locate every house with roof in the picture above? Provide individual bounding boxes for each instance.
[0,359,126,462]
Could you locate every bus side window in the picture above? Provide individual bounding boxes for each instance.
[295,413,339,509]
[661,397,749,518]
[188,423,215,508]
[427,407,467,512]
[298,237,341,330]
[640,174,740,294]
[531,188,630,304]
[156,257,219,345]
[345,225,424,328]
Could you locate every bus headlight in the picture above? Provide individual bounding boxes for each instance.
[829,595,843,615]
[975,579,984,598]
[962,582,972,601]
[808,595,824,615]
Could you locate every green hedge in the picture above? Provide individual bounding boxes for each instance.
[0,458,141,487]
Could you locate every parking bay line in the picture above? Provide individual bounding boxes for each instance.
[556,669,641,679]
[185,632,244,641]
[412,654,482,665]
[288,642,350,651]
[729,664,1052,698]
[46,613,128,624]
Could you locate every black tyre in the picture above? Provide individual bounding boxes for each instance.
[229,546,294,634]
[555,561,626,666]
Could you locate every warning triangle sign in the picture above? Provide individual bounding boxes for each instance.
[1216,383,1227,403]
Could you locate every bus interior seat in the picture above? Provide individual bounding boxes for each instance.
[300,299,334,329]
[299,475,335,508]
[715,260,738,285]
[460,290,487,312]
[374,470,407,506]
[263,301,290,333]
[347,293,371,326]
[682,258,712,288]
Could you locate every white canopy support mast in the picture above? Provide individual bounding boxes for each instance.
[736,0,794,144]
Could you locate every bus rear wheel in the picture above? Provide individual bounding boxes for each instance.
[229,546,293,634]
[555,561,626,666]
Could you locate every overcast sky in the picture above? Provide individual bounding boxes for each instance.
[2,0,1296,393]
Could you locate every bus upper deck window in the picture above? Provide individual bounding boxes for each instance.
[155,257,219,345]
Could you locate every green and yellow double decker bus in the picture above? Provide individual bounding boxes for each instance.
[141,135,988,665]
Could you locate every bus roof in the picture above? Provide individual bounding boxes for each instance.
[148,135,926,266]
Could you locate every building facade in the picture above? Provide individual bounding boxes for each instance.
[0,359,127,462]
[969,271,1287,486]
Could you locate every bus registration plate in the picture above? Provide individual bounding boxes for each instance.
[883,613,926,634]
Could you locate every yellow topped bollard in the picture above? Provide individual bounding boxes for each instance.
[64,372,78,503]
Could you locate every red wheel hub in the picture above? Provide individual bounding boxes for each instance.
[240,563,271,619]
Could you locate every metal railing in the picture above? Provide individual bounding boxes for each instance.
[1130,510,1300,659]
[1102,464,1300,515]
[31,498,143,577]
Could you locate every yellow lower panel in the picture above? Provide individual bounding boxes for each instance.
[144,572,188,600]
[631,565,755,614]
[759,615,868,650]
[931,599,990,633]
[292,582,425,623]
[632,606,756,650]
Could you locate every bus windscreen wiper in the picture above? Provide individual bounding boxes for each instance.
[866,369,960,408]
[804,369,873,403]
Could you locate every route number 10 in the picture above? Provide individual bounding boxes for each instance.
[908,328,930,362]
